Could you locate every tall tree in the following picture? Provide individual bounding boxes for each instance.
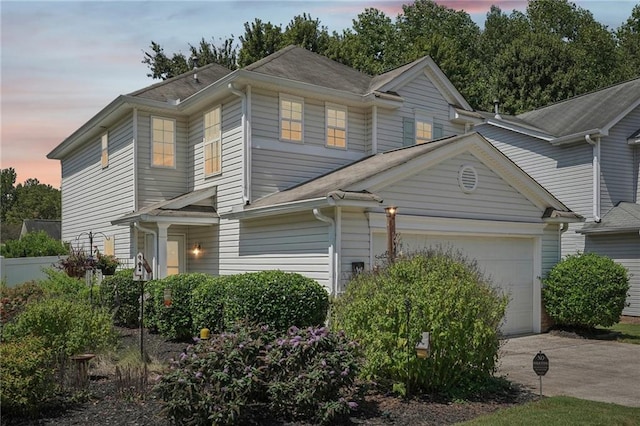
[1,167,17,222]
[5,178,61,225]
[282,14,331,55]
[238,18,284,67]
[616,4,640,80]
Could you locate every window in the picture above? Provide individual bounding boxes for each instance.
[326,104,347,148]
[152,117,175,167]
[280,95,303,142]
[203,107,222,176]
[101,133,109,168]
[415,115,433,145]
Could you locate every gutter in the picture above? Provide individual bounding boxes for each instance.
[229,83,250,204]
[585,134,602,222]
[313,208,337,296]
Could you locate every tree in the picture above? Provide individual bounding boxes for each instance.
[4,178,61,225]
[282,14,331,55]
[142,41,190,80]
[616,4,640,80]
[238,18,284,67]
[1,167,17,222]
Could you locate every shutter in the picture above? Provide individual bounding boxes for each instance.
[402,117,415,146]
[433,122,443,139]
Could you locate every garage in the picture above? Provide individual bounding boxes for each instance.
[372,232,536,336]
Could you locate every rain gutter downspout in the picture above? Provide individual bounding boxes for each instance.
[313,208,336,296]
[585,134,601,222]
[133,222,157,278]
[229,83,250,204]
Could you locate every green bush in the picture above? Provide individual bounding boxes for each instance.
[0,336,56,416]
[1,281,45,324]
[146,273,212,341]
[155,324,359,425]
[331,249,508,395]
[100,269,140,327]
[38,268,86,299]
[3,298,117,360]
[543,252,630,328]
[0,231,67,258]
[224,270,329,332]
[191,275,229,333]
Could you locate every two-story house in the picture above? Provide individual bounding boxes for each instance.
[47,46,580,335]
[476,78,640,317]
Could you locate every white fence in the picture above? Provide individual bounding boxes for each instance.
[0,256,61,287]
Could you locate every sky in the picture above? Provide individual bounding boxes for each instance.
[1,0,637,189]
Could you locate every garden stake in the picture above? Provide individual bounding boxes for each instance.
[405,297,411,398]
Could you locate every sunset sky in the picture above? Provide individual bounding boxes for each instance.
[1,0,636,188]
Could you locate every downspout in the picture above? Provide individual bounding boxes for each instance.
[229,83,250,204]
[372,105,378,154]
[313,208,336,296]
[133,108,138,211]
[585,135,601,222]
[133,222,157,279]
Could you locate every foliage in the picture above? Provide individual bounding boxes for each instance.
[332,249,508,395]
[542,252,629,328]
[57,246,94,278]
[145,273,212,340]
[0,170,61,226]
[191,275,229,333]
[95,250,120,275]
[223,270,329,332]
[2,298,117,360]
[0,281,45,324]
[100,269,140,327]
[155,323,359,425]
[0,336,56,416]
[38,268,86,299]
[0,230,67,258]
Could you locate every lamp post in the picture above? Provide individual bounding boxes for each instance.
[385,206,397,263]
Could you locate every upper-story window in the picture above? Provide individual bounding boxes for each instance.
[101,132,109,168]
[415,113,433,145]
[203,106,222,176]
[280,94,303,142]
[403,112,444,146]
[326,104,347,148]
[152,117,176,168]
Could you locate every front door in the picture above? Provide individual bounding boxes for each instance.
[166,235,185,276]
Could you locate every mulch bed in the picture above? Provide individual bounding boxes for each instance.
[2,328,536,426]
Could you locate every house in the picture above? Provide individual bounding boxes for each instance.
[20,219,62,240]
[475,78,640,317]
[47,46,580,335]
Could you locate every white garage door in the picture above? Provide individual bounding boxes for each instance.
[373,233,534,335]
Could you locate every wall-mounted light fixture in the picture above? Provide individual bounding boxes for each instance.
[192,243,202,256]
[385,206,397,262]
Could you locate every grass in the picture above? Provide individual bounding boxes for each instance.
[458,396,640,425]
[606,323,640,345]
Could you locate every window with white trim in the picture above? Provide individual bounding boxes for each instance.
[101,132,109,168]
[326,104,347,148]
[415,113,433,145]
[203,106,222,176]
[152,117,176,168]
[280,94,303,142]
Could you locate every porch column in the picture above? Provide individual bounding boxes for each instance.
[157,223,170,279]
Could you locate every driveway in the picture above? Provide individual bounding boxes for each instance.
[497,334,640,407]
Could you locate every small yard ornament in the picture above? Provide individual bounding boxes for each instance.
[415,332,431,359]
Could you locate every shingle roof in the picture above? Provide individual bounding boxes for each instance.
[128,62,233,102]
[579,202,640,234]
[21,219,61,240]
[517,78,640,137]
[245,45,373,94]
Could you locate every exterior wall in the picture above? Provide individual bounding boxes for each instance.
[136,110,189,206]
[376,72,466,152]
[60,114,135,260]
[584,233,640,317]
[339,208,370,290]
[250,87,368,200]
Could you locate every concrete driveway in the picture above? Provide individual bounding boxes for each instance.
[497,334,640,407]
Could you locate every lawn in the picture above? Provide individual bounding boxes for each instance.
[459,396,640,425]
[607,322,640,344]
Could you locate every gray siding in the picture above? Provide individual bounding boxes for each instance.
[542,224,561,276]
[377,152,543,222]
[585,233,640,317]
[60,115,135,260]
[339,208,370,289]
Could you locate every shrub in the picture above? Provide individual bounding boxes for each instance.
[0,231,68,258]
[191,275,229,334]
[38,268,86,299]
[543,252,630,328]
[3,298,117,361]
[1,281,45,324]
[155,323,359,425]
[0,336,56,415]
[224,270,329,332]
[331,249,508,395]
[100,269,140,327]
[146,273,212,340]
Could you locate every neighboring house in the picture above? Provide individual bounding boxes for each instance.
[47,46,580,335]
[476,78,640,317]
[20,219,62,240]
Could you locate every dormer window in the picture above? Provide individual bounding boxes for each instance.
[203,106,222,176]
[326,104,347,149]
[152,117,176,168]
[280,94,303,142]
[101,132,109,168]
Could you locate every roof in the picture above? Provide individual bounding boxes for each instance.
[20,219,61,240]
[128,62,233,102]
[517,78,640,138]
[578,202,640,234]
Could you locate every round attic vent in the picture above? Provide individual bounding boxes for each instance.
[458,165,478,193]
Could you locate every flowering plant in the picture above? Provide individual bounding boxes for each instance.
[95,249,119,275]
